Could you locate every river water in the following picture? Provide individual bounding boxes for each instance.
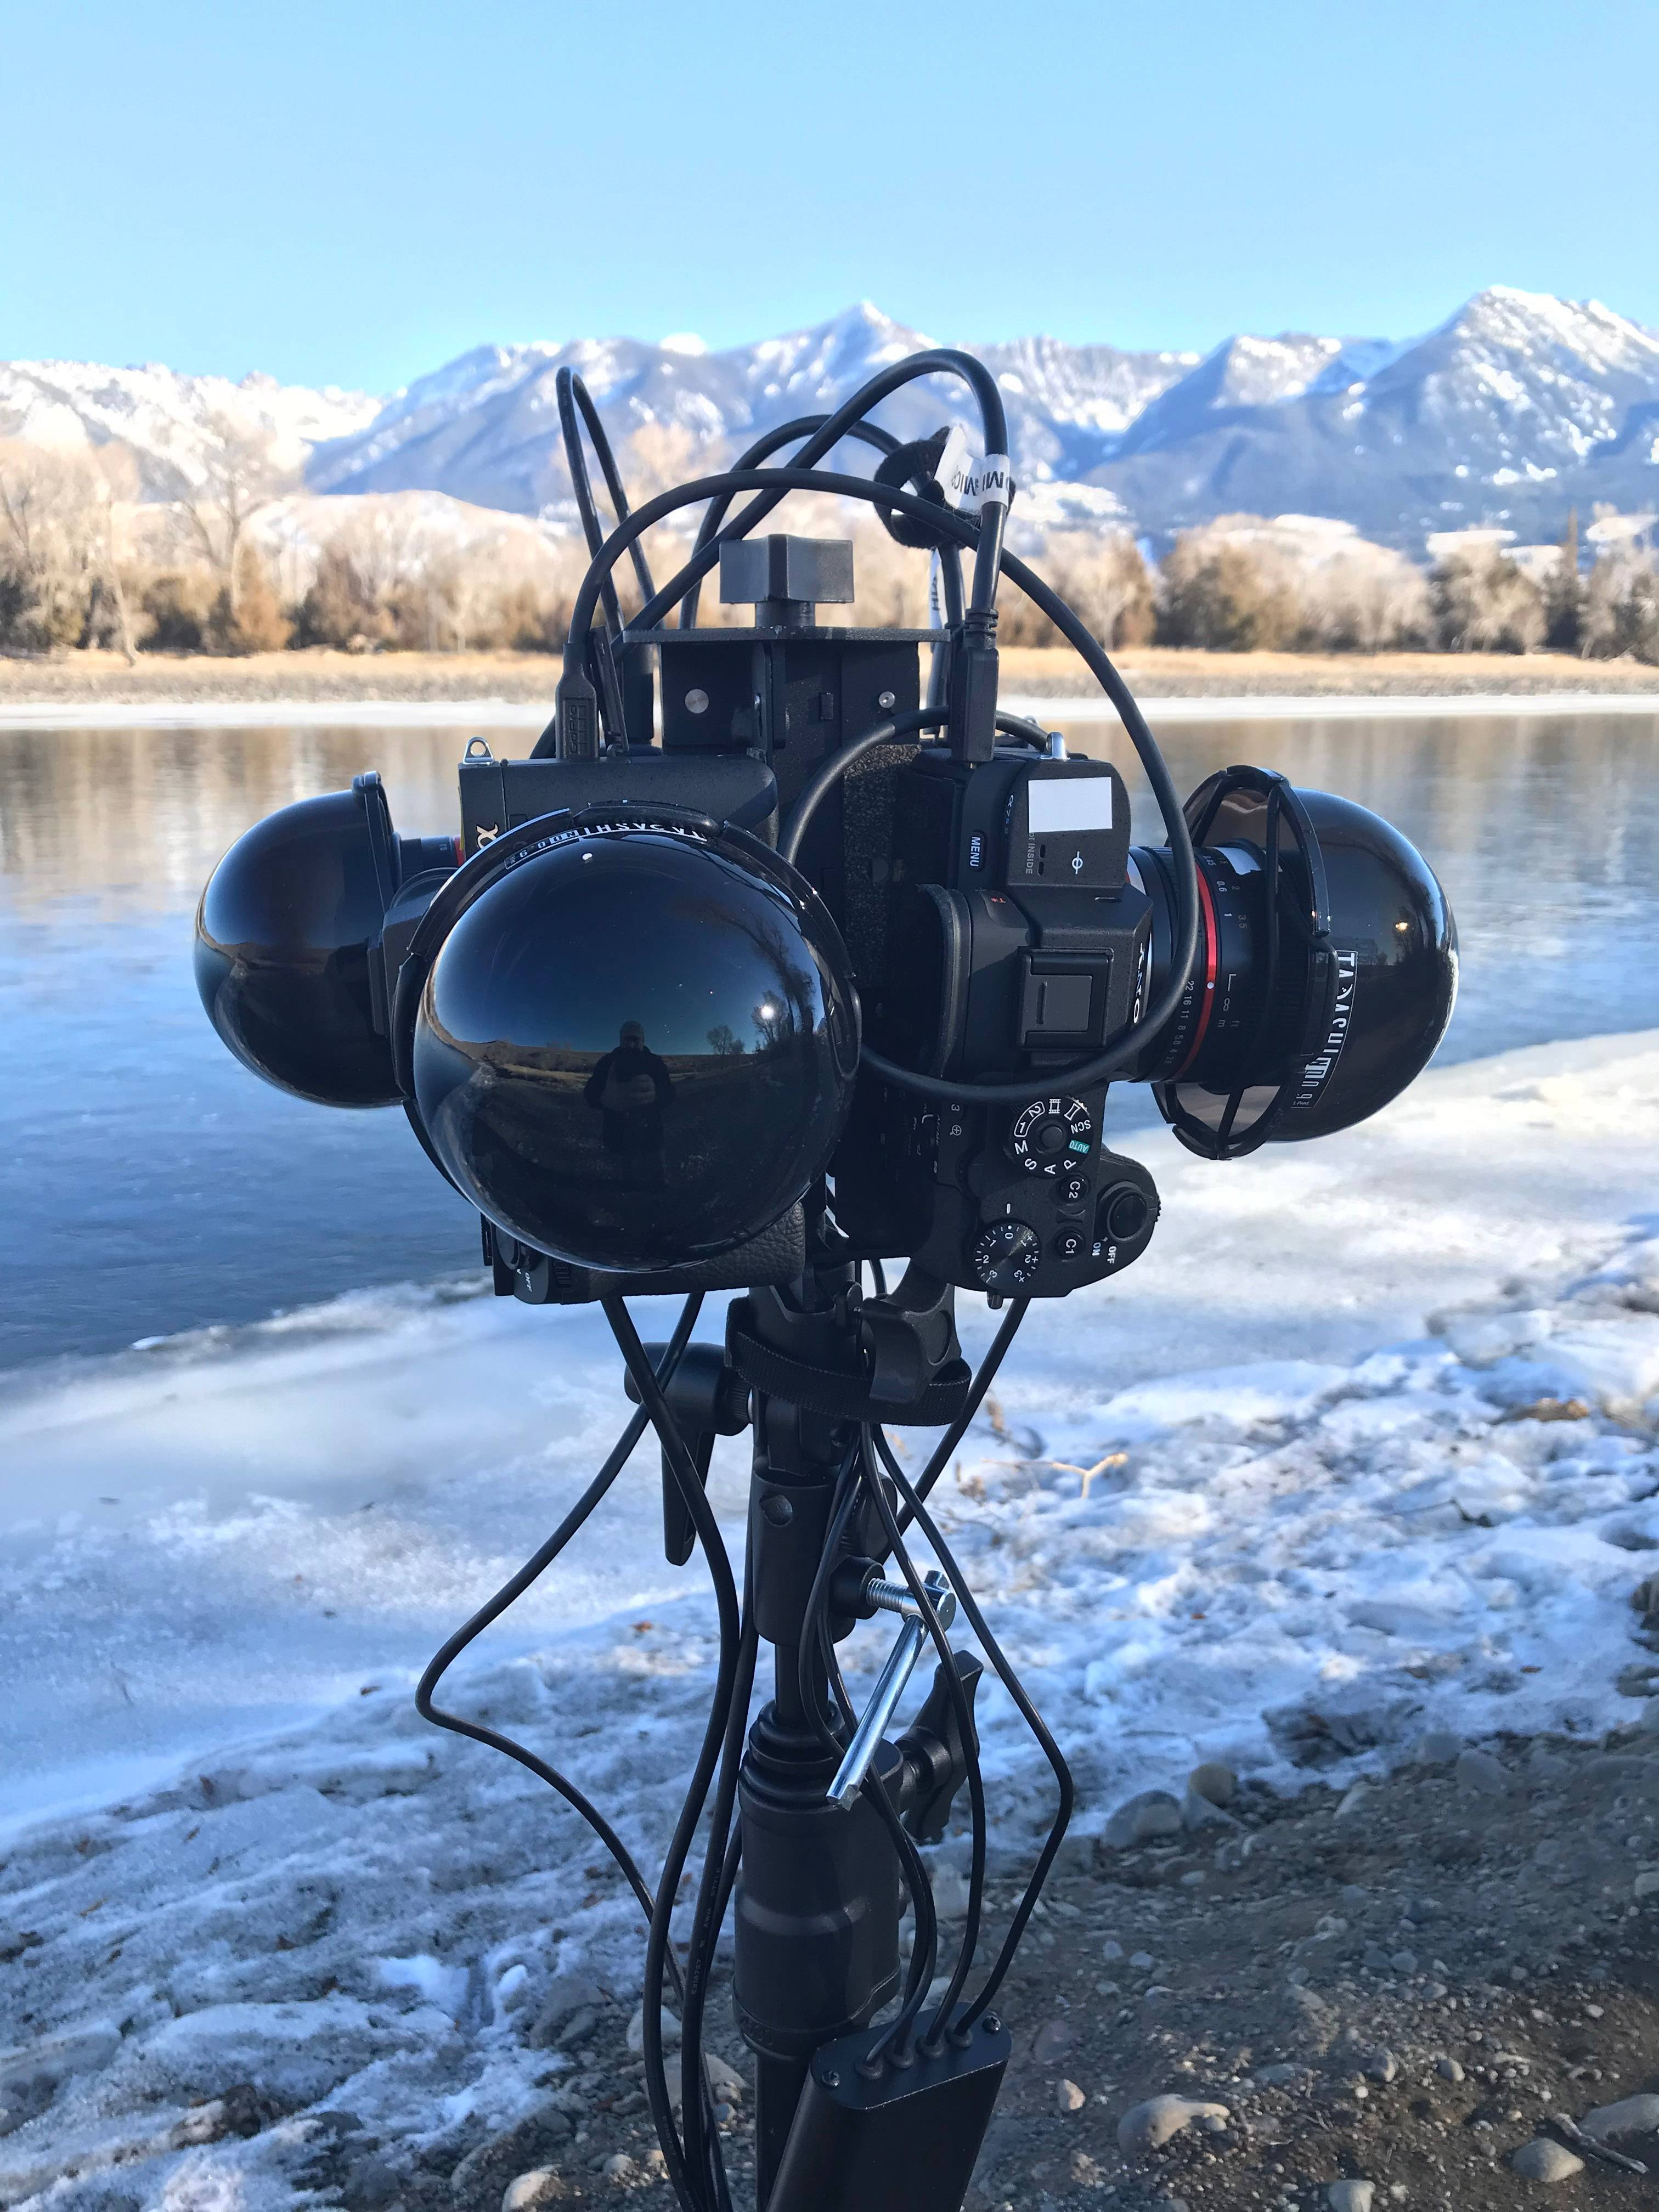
[2,706,1655,1367]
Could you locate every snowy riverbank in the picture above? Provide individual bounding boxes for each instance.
[2,1028,1657,2207]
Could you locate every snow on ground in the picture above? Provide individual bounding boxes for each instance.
[2,1031,1657,2208]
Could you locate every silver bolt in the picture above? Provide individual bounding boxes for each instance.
[866,1570,956,1629]
[877,689,897,710]
[685,688,710,715]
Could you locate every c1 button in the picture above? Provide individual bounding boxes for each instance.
[1052,1227,1087,1262]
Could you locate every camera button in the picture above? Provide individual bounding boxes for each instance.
[1052,1227,1087,1262]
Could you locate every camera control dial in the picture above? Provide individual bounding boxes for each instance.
[1008,1094,1094,1177]
[970,1220,1042,1291]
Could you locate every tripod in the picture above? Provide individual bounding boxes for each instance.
[419,1254,1066,2212]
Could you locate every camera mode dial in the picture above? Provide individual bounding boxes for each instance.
[970,1220,1042,1292]
[1008,1094,1094,1178]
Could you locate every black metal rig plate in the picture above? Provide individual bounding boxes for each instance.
[768,2008,1011,2212]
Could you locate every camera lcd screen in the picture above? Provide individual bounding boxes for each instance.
[1026,776,1113,833]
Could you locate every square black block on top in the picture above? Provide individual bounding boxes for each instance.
[720,535,855,607]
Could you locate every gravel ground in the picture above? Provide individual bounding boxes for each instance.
[1,646,1657,712]
[248,1717,1659,2212]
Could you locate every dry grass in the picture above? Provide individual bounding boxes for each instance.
[1,644,1657,711]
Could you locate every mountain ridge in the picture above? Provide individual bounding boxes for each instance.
[3,287,1656,556]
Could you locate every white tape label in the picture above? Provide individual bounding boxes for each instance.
[1026,776,1113,833]
[936,426,1014,514]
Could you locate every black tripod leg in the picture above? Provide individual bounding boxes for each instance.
[756,2054,809,2208]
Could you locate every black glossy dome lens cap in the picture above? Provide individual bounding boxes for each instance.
[411,815,860,1273]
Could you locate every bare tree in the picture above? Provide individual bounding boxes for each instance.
[0,441,101,652]
[177,410,296,608]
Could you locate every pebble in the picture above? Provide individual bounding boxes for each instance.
[1632,1869,1659,1900]
[1103,1790,1184,1849]
[1182,1787,1236,1833]
[599,2154,634,2181]
[525,1978,605,2053]
[1510,2138,1583,2182]
[1256,2064,1308,2087]
[1582,2091,1659,2141]
[501,2174,568,2212]
[1334,1782,1370,1819]
[1032,2019,1074,2064]
[624,2004,680,2057]
[1128,1951,1155,1972]
[1102,1939,1125,1962]
[1434,2057,1465,2084]
[1116,2094,1230,2154]
[662,2051,746,2113]
[1188,1761,1237,1807]
[1327,2185,1374,2212]
[930,1865,971,1920]
[1058,2079,1086,2114]
[1389,1949,1418,1976]
[1363,2050,1398,2084]
[1455,1747,1510,1796]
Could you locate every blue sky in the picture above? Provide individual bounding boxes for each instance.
[5,1,1652,393]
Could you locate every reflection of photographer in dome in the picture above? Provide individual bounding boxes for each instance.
[584,1019,673,1189]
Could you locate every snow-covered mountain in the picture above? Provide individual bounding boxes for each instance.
[0,360,378,501]
[7,289,1659,553]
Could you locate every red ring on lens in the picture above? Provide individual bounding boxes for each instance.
[1171,858,1220,1079]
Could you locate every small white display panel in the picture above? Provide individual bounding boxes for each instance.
[1026,776,1113,833]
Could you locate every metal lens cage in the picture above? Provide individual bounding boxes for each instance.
[1152,764,1336,1163]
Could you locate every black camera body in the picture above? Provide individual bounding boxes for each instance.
[442,540,1159,1305]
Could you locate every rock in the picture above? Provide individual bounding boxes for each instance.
[1415,1729,1463,1765]
[343,2159,402,2210]
[625,2004,680,2057]
[599,2155,634,2181]
[1510,2138,1583,2182]
[1256,2064,1308,2087]
[1182,1786,1237,1833]
[1389,1950,1418,1976]
[524,1979,606,2053]
[1032,2019,1074,2064]
[1117,2095,1229,2155]
[501,2174,572,2212]
[1327,2185,1374,2212]
[1633,1870,1659,1900]
[1103,1790,1183,1849]
[1435,2057,1465,2084]
[1455,1748,1510,1795]
[1334,1782,1370,1819]
[1582,2092,1659,2141]
[1101,1939,1125,1962]
[662,2051,746,2112]
[1363,2050,1398,2084]
[450,2111,576,2205]
[1057,2079,1086,2114]
[1128,1951,1155,1972]
[0,2074,55,2138]
[1187,1762,1237,1807]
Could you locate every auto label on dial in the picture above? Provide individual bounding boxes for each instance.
[1008,1094,1094,1177]
[970,1220,1042,1291]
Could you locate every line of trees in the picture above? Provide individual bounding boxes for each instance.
[1,429,1656,664]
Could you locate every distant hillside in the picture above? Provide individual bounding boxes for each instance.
[5,289,1658,556]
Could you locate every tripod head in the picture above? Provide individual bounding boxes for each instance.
[191,347,1458,2211]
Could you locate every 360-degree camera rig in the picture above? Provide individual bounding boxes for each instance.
[194,346,1458,2210]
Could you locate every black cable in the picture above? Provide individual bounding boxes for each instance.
[541,462,1199,1091]
[601,1296,743,2212]
[778,713,1066,870]
[856,1427,988,2060]
[868,1446,1074,2031]
[678,413,901,628]
[556,367,657,607]
[621,347,1008,634]
[414,1295,704,2004]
